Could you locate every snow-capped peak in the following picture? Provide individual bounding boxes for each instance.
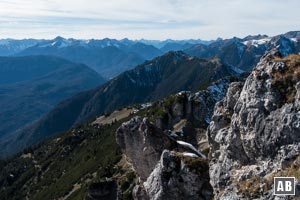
[242,38,271,47]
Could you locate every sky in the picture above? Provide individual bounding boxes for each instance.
[0,0,300,40]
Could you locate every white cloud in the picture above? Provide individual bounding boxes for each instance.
[0,0,299,39]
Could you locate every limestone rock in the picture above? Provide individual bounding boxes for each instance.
[142,150,213,200]
[116,116,176,181]
[208,49,300,199]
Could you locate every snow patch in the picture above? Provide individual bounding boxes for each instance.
[182,152,199,158]
[243,38,271,47]
[290,38,298,42]
[57,40,70,48]
[177,140,206,159]
[140,102,153,110]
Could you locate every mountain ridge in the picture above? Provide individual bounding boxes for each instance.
[0,51,237,157]
[184,31,300,71]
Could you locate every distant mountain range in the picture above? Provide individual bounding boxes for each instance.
[0,51,237,157]
[0,55,105,148]
[0,37,217,79]
[0,39,43,56]
[185,31,300,71]
[16,37,159,79]
[138,38,220,48]
[0,31,300,158]
[1,32,299,80]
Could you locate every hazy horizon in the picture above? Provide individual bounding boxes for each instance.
[1,30,299,41]
[1,0,300,40]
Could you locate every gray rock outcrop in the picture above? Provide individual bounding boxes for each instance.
[155,77,238,131]
[117,116,214,200]
[115,74,246,200]
[142,150,213,200]
[208,49,300,199]
[116,116,176,181]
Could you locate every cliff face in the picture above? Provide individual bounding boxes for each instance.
[117,117,213,200]
[208,50,300,199]
[116,117,177,181]
[115,77,241,200]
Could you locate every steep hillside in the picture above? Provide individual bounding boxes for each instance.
[0,75,241,200]
[1,51,237,157]
[0,118,125,200]
[185,31,300,71]
[0,55,105,147]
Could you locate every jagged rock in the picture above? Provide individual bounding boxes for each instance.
[141,150,213,200]
[208,49,300,199]
[116,75,246,199]
[154,77,239,130]
[116,117,177,181]
[117,115,215,200]
[115,76,247,200]
[152,77,244,150]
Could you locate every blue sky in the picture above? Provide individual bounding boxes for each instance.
[0,0,300,40]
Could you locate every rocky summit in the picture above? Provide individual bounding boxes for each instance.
[208,49,300,199]
[115,49,300,199]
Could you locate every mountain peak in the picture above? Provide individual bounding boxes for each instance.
[53,36,65,41]
[242,34,268,41]
[283,30,300,39]
[162,50,189,59]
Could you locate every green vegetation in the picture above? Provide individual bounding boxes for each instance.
[0,115,135,200]
[148,103,166,119]
[147,93,190,123]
